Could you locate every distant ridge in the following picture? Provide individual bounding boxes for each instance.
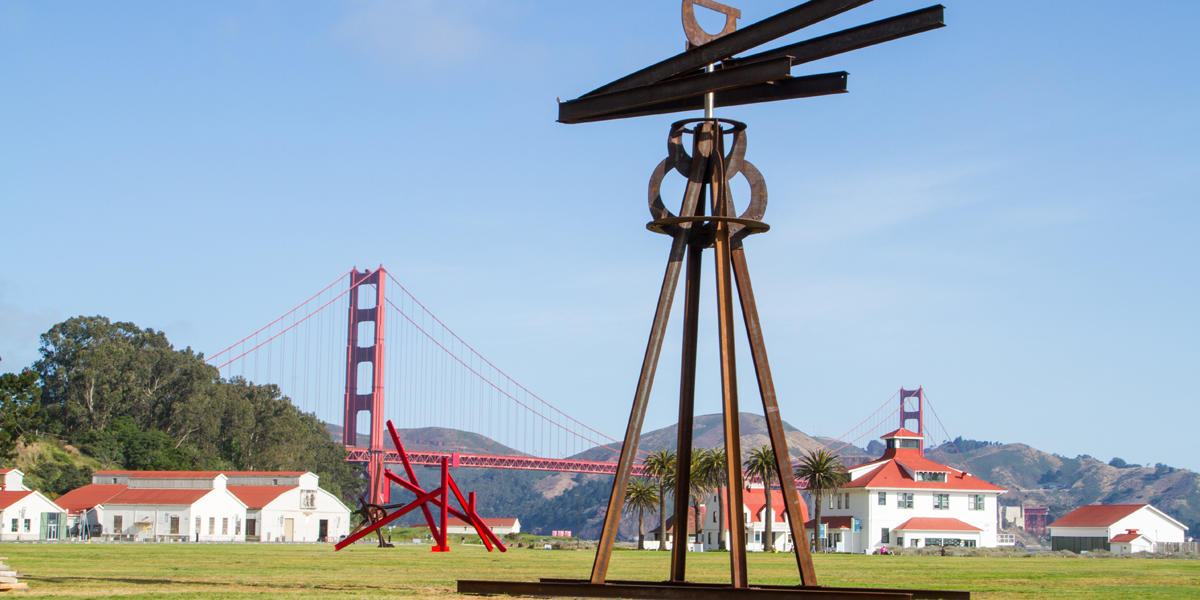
[325,418,1200,539]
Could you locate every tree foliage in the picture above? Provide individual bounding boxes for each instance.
[744,445,777,551]
[623,477,660,550]
[794,448,849,553]
[641,447,676,551]
[0,367,41,462]
[21,316,360,502]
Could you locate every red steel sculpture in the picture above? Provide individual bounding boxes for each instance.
[334,420,507,553]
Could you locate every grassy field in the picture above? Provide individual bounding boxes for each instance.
[2,543,1198,599]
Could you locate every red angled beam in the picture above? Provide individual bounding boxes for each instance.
[383,469,506,550]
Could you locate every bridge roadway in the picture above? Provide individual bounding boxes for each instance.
[345,447,649,476]
[346,447,830,484]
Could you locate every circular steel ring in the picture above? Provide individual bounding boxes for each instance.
[648,156,768,232]
[668,118,748,178]
[646,215,770,236]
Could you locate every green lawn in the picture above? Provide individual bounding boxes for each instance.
[1,543,1197,599]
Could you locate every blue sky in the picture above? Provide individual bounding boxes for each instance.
[2,1,1198,471]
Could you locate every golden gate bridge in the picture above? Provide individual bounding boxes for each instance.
[204,266,966,505]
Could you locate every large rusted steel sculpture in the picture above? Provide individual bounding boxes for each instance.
[334,420,507,553]
[462,1,962,598]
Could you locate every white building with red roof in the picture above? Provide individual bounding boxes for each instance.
[56,470,348,542]
[698,485,809,552]
[0,469,67,541]
[817,428,1006,553]
[1048,504,1187,553]
[225,472,350,542]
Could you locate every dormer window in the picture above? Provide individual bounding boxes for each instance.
[915,471,947,482]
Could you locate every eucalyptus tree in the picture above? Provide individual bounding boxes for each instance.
[794,448,849,553]
[641,447,676,551]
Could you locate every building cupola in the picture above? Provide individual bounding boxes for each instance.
[879,428,924,458]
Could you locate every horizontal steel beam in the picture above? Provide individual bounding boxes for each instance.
[729,5,945,68]
[539,579,970,600]
[458,580,922,600]
[562,72,847,124]
[559,57,793,124]
[581,0,873,98]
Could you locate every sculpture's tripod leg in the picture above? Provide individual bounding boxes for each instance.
[730,243,818,586]
[590,123,717,585]
[669,203,704,582]
[710,138,748,588]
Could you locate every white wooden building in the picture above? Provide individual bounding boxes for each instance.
[815,428,1006,553]
[699,485,806,552]
[227,472,350,542]
[0,469,67,541]
[1048,504,1187,553]
[412,517,521,538]
[56,470,349,542]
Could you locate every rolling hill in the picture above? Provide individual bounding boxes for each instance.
[329,416,1200,540]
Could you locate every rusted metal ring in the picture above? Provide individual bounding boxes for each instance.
[729,159,767,242]
[648,156,767,231]
[668,118,748,178]
[646,215,770,236]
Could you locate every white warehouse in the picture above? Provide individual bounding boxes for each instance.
[56,470,349,542]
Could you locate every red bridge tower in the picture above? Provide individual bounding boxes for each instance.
[344,267,388,505]
[900,387,924,455]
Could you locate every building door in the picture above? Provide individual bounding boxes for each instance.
[169,516,180,535]
[41,514,57,540]
[283,518,294,542]
[318,519,328,542]
[247,519,257,538]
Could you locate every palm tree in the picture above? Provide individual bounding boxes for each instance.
[623,477,660,550]
[688,447,718,547]
[641,448,676,551]
[744,445,778,552]
[703,447,730,549]
[794,448,849,553]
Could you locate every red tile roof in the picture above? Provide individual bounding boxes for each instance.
[893,517,982,532]
[54,484,128,512]
[0,468,14,474]
[94,470,307,478]
[106,488,211,505]
[228,486,294,509]
[743,487,808,525]
[0,491,33,509]
[805,516,854,530]
[1048,505,1145,528]
[843,457,1004,492]
[1110,532,1144,543]
[881,428,922,438]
